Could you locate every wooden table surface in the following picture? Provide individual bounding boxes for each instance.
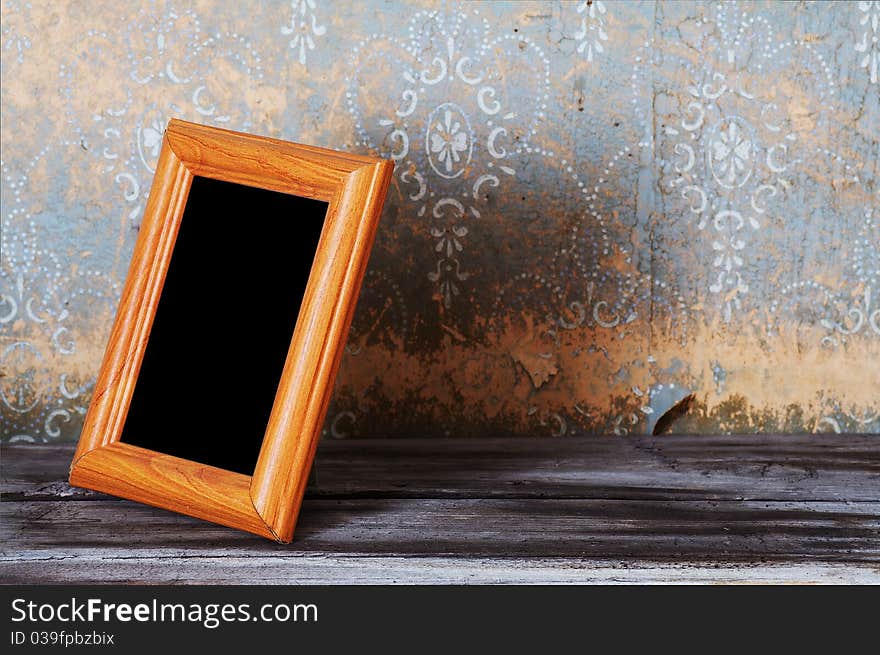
[2,436,879,584]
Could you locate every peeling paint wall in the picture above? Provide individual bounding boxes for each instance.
[1,0,878,442]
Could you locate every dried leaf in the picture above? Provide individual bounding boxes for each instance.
[652,393,696,435]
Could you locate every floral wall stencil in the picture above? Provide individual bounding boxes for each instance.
[282,0,326,66]
[345,6,550,320]
[1,0,877,442]
[856,0,880,84]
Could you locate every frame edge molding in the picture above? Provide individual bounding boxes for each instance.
[69,119,394,544]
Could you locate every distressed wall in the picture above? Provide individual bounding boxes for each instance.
[1,0,878,442]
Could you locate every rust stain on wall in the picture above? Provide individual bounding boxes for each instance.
[1,0,878,442]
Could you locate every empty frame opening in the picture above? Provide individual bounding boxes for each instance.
[120,176,328,475]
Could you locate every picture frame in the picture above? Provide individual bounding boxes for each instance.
[69,119,393,543]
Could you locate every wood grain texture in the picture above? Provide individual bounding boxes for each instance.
[14,435,880,502]
[251,160,394,542]
[72,142,192,463]
[6,437,879,583]
[68,119,393,543]
[69,443,273,539]
[4,497,878,560]
[164,120,379,202]
[3,553,877,585]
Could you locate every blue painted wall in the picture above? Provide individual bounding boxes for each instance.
[1,1,878,442]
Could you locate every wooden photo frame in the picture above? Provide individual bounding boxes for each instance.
[69,119,393,542]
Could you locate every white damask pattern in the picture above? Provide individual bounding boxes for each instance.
[59,6,266,241]
[346,7,550,308]
[855,1,880,84]
[0,1,876,440]
[0,0,32,64]
[1,158,119,441]
[636,1,838,323]
[574,1,608,63]
[281,0,326,66]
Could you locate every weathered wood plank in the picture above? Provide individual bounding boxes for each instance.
[1,553,877,585]
[4,435,880,502]
[2,445,101,500]
[3,439,878,583]
[2,498,877,561]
